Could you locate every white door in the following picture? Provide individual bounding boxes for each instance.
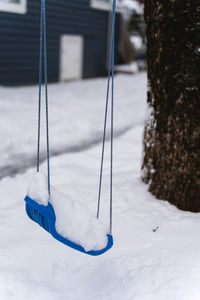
[60,34,83,81]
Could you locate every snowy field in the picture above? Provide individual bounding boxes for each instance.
[1,73,200,299]
[0,73,145,179]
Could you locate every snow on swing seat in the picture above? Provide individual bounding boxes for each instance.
[25,173,113,256]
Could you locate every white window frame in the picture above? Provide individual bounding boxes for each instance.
[0,0,27,14]
[91,0,111,10]
[90,0,121,11]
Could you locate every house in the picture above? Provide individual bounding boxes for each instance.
[0,0,122,85]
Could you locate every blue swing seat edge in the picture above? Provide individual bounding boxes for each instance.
[24,196,113,256]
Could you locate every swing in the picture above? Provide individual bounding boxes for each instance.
[25,0,116,256]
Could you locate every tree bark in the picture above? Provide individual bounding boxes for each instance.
[142,1,200,211]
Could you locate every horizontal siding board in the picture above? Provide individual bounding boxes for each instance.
[0,0,121,85]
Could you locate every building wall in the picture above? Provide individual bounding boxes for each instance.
[0,0,121,85]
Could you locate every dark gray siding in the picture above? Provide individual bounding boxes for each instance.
[0,0,121,85]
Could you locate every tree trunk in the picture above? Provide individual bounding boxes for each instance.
[142,1,200,211]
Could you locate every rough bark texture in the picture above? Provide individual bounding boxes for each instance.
[142,1,200,211]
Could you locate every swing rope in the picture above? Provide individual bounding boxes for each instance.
[36,0,43,174]
[97,0,116,235]
[37,0,51,195]
[36,0,116,235]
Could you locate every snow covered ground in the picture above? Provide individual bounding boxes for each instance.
[1,73,200,299]
[0,73,146,179]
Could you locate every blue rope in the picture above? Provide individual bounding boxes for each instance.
[37,0,51,195]
[110,5,115,236]
[43,0,51,194]
[97,0,116,235]
[37,0,115,231]
[36,0,43,173]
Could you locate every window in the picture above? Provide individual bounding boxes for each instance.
[91,0,111,10]
[0,0,27,14]
[91,0,122,11]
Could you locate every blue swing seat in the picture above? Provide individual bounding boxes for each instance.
[25,196,113,256]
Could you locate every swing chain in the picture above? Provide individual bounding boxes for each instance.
[37,0,116,234]
[37,0,51,195]
[97,0,116,235]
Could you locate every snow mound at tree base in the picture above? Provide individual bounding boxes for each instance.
[27,172,108,252]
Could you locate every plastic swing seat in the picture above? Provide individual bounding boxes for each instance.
[25,196,113,256]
